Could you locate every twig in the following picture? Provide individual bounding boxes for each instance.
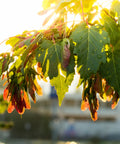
[80,0,89,26]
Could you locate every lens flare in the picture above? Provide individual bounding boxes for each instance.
[0,0,114,54]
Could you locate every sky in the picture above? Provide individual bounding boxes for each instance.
[0,0,44,39]
[0,0,113,53]
[0,0,45,53]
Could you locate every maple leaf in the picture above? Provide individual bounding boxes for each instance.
[50,71,74,106]
[70,22,109,80]
[99,43,120,94]
[111,0,120,25]
[36,39,62,79]
[66,40,75,76]
[51,40,75,106]
[101,9,120,46]
[2,0,120,121]
[36,39,75,105]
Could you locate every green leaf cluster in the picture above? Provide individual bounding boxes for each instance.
[1,0,120,120]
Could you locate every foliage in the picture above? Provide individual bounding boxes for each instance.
[0,0,120,121]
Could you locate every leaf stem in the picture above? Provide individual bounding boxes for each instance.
[80,0,85,21]
[80,0,89,26]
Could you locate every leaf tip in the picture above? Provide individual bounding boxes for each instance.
[91,111,98,121]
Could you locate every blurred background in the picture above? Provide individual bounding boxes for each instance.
[0,0,120,144]
[0,76,120,144]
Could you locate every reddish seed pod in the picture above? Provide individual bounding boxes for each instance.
[62,38,71,69]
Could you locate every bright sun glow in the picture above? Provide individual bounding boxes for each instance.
[0,0,44,54]
[0,0,114,54]
[67,0,113,28]
[96,0,113,9]
[67,12,81,28]
[91,0,113,23]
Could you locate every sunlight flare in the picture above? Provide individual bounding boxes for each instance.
[0,0,115,54]
[67,13,81,28]
[95,0,113,9]
[91,0,113,23]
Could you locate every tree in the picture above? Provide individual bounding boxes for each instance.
[0,0,120,121]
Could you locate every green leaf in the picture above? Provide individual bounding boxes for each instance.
[36,38,75,105]
[50,71,73,106]
[36,40,62,79]
[101,9,120,45]
[111,0,120,25]
[99,42,120,94]
[70,23,109,80]
[66,40,75,76]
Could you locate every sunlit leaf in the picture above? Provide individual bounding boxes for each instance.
[101,9,120,45]
[36,40,62,79]
[111,0,120,25]
[1,0,120,121]
[50,72,73,106]
[99,43,120,94]
[70,23,109,80]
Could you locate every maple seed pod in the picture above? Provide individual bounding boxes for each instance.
[94,73,103,95]
[34,78,43,96]
[8,101,15,113]
[62,38,71,69]
[3,88,9,100]
[81,99,89,111]
[111,92,119,109]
